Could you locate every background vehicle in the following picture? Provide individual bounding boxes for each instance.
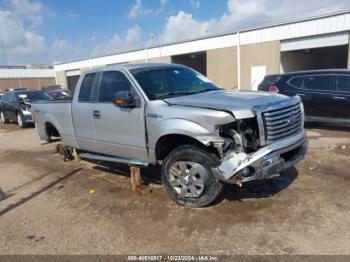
[45,89,71,100]
[42,85,71,101]
[0,90,51,128]
[32,64,307,207]
[4,88,29,92]
[41,85,64,92]
[258,70,350,126]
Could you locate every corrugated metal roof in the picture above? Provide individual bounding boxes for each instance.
[0,69,55,79]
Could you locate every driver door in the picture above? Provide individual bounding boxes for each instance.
[92,70,148,161]
[3,92,17,121]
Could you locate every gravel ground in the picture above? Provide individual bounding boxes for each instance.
[0,123,350,255]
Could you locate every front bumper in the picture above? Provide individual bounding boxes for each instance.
[212,130,308,184]
[22,110,33,123]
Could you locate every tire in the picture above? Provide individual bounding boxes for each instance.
[161,145,223,208]
[17,112,27,128]
[0,111,9,124]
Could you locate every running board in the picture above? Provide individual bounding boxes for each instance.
[78,152,149,167]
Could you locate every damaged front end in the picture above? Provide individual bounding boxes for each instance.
[210,96,308,185]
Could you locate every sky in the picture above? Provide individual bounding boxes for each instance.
[0,0,350,65]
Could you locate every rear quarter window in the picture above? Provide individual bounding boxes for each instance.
[265,75,281,84]
[288,77,301,88]
[78,73,97,102]
[335,75,350,92]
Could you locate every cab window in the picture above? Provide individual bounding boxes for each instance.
[98,71,132,103]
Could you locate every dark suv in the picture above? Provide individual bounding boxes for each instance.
[258,70,350,126]
[0,89,51,128]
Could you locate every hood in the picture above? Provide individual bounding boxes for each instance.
[164,90,289,119]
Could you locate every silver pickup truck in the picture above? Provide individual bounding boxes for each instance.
[32,63,308,207]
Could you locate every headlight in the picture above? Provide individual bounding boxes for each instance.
[214,125,222,134]
[22,105,31,111]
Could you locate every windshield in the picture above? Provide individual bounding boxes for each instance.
[130,66,220,100]
[15,91,51,102]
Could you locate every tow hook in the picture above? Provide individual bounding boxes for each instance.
[233,166,252,187]
[231,177,243,187]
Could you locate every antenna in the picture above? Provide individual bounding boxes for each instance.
[61,45,65,62]
[150,33,162,63]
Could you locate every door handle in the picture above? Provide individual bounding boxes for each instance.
[333,96,345,100]
[93,110,101,119]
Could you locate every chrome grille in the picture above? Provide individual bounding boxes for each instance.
[262,103,303,143]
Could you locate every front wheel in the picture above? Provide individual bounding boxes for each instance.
[161,145,223,208]
[17,112,27,128]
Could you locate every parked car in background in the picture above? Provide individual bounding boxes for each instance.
[0,89,51,128]
[41,85,64,92]
[32,63,307,207]
[45,89,71,100]
[4,88,29,92]
[42,85,71,101]
[258,70,350,126]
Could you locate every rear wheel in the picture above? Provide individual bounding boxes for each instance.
[0,111,9,124]
[161,145,223,208]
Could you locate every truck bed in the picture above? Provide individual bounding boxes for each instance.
[32,101,78,147]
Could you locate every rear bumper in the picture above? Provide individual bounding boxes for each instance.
[212,130,308,183]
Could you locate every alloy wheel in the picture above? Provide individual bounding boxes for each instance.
[168,161,206,198]
[17,113,23,127]
[0,112,4,123]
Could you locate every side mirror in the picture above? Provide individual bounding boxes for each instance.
[114,91,138,108]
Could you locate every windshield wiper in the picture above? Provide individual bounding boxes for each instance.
[156,88,217,100]
[191,88,217,94]
[156,91,194,99]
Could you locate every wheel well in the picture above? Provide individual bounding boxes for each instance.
[45,122,60,138]
[155,134,218,161]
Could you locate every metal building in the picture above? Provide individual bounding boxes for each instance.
[54,10,350,91]
[0,65,55,93]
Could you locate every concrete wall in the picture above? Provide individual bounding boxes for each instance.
[207,47,237,89]
[131,56,171,63]
[240,41,281,90]
[148,56,171,63]
[0,78,56,92]
[55,71,68,88]
[80,67,91,73]
[130,59,146,64]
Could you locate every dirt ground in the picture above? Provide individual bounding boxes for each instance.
[0,123,350,255]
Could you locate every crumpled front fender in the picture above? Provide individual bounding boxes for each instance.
[212,130,308,183]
